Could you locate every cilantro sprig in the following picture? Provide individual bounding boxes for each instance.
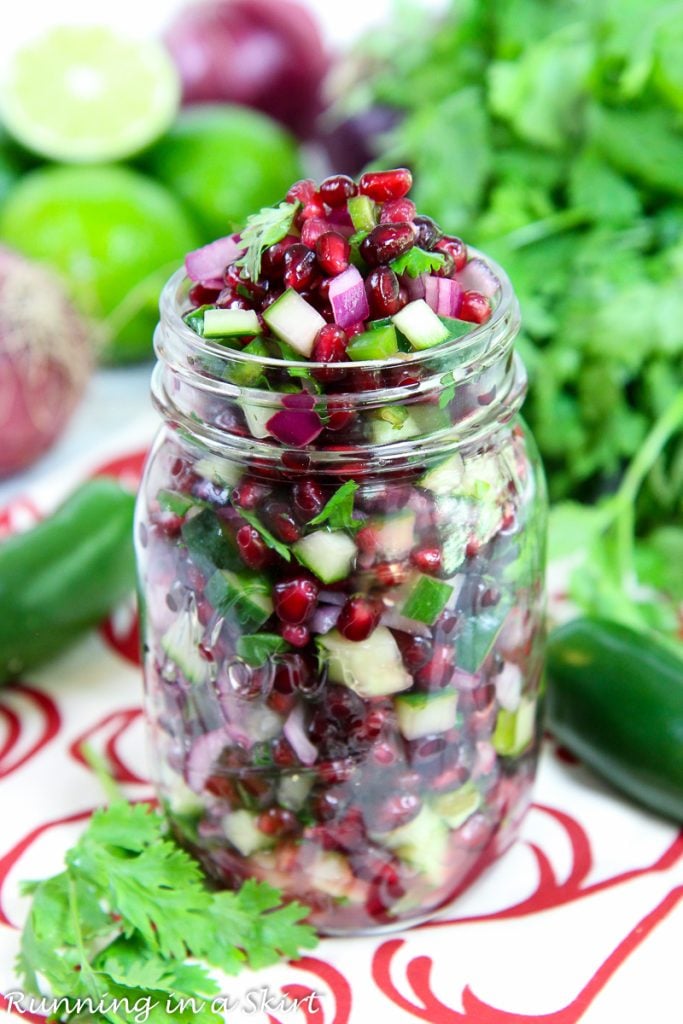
[17,802,317,1024]
[309,480,362,531]
[238,508,292,561]
[390,247,446,277]
[235,201,300,282]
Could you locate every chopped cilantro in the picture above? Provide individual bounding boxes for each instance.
[309,480,362,531]
[238,509,292,561]
[390,247,446,277]
[235,201,300,282]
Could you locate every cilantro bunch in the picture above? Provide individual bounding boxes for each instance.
[329,0,683,532]
[17,802,317,1024]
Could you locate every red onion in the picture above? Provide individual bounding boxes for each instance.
[380,608,432,638]
[186,728,231,792]
[311,603,341,634]
[451,669,481,692]
[403,272,427,301]
[0,247,93,479]
[423,275,463,317]
[163,0,329,138]
[266,408,323,447]
[185,234,244,287]
[318,589,347,606]
[455,257,501,299]
[326,207,354,236]
[329,266,369,328]
[283,703,318,765]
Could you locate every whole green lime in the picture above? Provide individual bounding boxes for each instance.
[142,105,303,240]
[0,164,199,362]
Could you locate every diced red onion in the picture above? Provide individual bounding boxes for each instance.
[451,669,481,692]
[284,703,318,765]
[185,234,244,286]
[266,409,323,446]
[326,207,354,236]
[311,604,341,634]
[424,275,463,317]
[283,391,316,411]
[403,272,427,301]
[318,589,347,605]
[186,728,232,792]
[455,257,501,300]
[329,266,369,328]
[380,608,432,638]
[495,661,523,712]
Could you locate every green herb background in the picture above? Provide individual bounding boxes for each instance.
[334,0,683,533]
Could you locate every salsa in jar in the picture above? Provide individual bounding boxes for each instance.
[135,169,547,934]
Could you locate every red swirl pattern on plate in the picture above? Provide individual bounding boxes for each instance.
[0,684,61,779]
[69,707,147,785]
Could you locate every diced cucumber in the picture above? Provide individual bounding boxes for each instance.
[206,568,273,630]
[369,510,415,560]
[319,627,412,698]
[347,324,398,361]
[432,781,481,829]
[492,696,537,757]
[370,403,449,445]
[195,454,241,487]
[160,766,206,818]
[238,399,272,439]
[438,316,476,340]
[402,575,453,624]
[395,688,458,740]
[222,809,272,856]
[392,299,449,351]
[278,773,313,811]
[374,805,449,886]
[203,307,262,338]
[348,194,378,232]
[181,508,240,572]
[293,529,357,584]
[262,287,326,358]
[419,453,465,496]
[161,608,210,686]
[368,317,394,331]
[308,851,355,898]
[375,405,409,429]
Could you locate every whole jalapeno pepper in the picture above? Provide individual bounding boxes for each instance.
[0,478,136,684]
[546,617,683,823]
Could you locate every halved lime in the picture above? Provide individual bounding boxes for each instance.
[0,26,180,162]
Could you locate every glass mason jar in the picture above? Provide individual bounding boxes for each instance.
[135,253,546,935]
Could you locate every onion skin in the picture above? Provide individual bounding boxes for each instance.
[164,0,329,138]
[0,246,92,479]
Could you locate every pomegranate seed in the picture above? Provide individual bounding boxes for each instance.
[459,290,492,323]
[293,479,325,520]
[325,401,355,432]
[356,525,380,556]
[316,231,350,275]
[286,179,318,205]
[395,633,433,672]
[413,215,442,250]
[465,537,480,559]
[346,319,366,337]
[309,807,365,851]
[274,577,319,624]
[205,775,238,801]
[216,292,252,311]
[231,478,271,509]
[151,510,183,537]
[223,263,245,288]
[281,451,311,474]
[375,562,409,587]
[373,792,422,832]
[360,223,415,266]
[258,807,298,837]
[415,643,455,690]
[268,689,297,715]
[262,501,300,543]
[236,524,272,570]
[280,623,311,647]
[301,217,332,248]
[320,174,358,207]
[312,324,348,381]
[371,741,399,766]
[316,758,357,784]
[313,787,348,821]
[272,736,297,767]
[261,234,298,277]
[260,288,284,311]
[283,244,318,291]
[365,266,402,317]
[188,283,219,305]
[380,197,416,224]
[410,546,442,574]
[359,168,413,202]
[299,197,326,221]
[436,609,459,636]
[337,595,382,641]
[435,234,467,272]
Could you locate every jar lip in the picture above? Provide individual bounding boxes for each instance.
[158,246,519,377]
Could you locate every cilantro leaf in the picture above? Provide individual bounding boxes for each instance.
[235,201,300,281]
[237,633,288,665]
[238,508,292,561]
[309,480,362,531]
[183,303,214,337]
[390,246,446,277]
[17,802,317,1024]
